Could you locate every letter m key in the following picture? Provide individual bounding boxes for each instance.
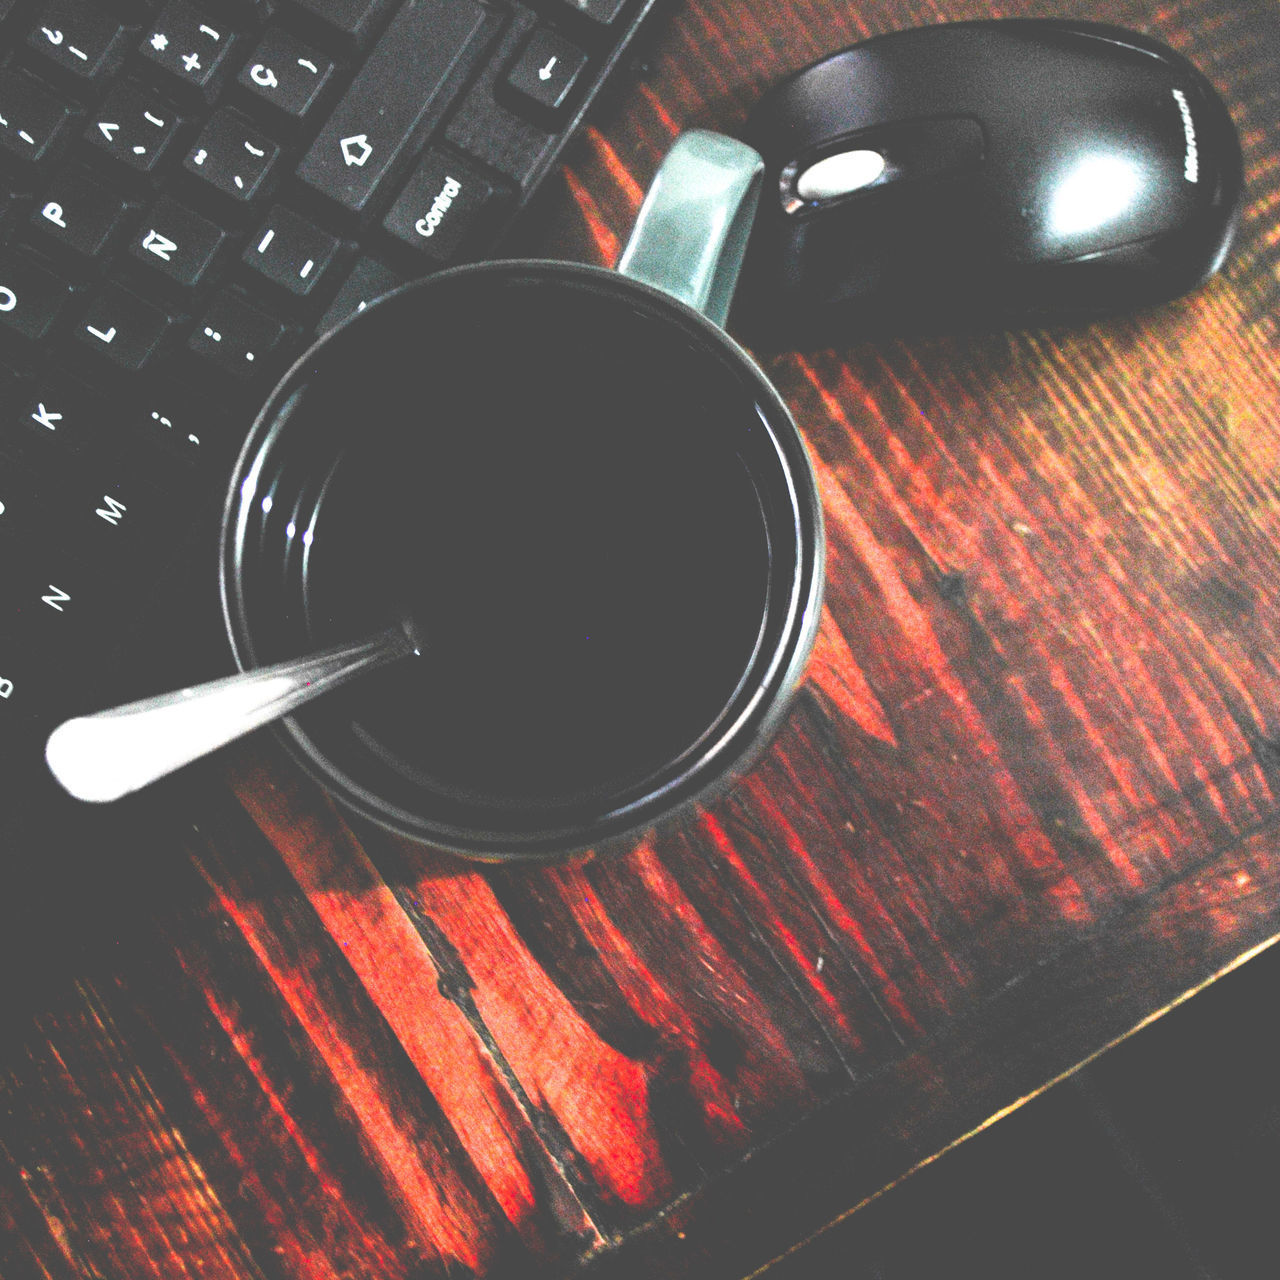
[96,494,127,526]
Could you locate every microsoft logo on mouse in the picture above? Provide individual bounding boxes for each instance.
[1171,88,1199,183]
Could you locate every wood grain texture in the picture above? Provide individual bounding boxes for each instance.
[3,0,1279,1277]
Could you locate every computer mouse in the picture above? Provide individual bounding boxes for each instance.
[734,19,1243,345]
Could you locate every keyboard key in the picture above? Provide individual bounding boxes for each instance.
[55,465,179,570]
[0,360,27,397]
[382,151,502,263]
[447,93,556,190]
[12,382,107,463]
[444,9,559,190]
[236,26,334,122]
[29,166,131,262]
[184,108,280,201]
[504,30,589,116]
[284,0,398,53]
[25,0,129,86]
[138,1,236,101]
[316,254,402,334]
[112,0,165,18]
[128,195,225,288]
[552,0,629,29]
[0,247,74,341]
[0,450,49,548]
[85,82,180,173]
[0,624,67,749]
[0,67,73,170]
[2,442,176,573]
[188,289,288,378]
[0,616,70,747]
[133,382,220,472]
[296,0,490,218]
[0,533,109,659]
[243,205,340,296]
[74,284,173,371]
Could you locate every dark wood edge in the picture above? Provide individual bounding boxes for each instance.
[577,813,1280,1279]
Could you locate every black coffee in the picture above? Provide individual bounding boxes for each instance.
[260,271,776,815]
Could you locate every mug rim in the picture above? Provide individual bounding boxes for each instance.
[221,258,824,860]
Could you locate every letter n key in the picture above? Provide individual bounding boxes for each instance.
[129,195,224,288]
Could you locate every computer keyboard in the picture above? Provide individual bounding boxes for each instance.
[0,0,668,799]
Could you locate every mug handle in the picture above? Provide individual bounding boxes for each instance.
[615,130,764,329]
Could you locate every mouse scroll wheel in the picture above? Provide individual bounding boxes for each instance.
[794,149,887,201]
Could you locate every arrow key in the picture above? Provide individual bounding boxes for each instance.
[86,82,179,174]
[503,30,588,117]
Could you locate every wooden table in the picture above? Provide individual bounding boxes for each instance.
[4,0,1279,1276]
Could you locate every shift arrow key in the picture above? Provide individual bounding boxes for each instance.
[296,0,493,218]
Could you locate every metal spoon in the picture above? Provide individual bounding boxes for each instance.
[45,621,421,803]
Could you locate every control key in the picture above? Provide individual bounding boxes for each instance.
[382,150,504,263]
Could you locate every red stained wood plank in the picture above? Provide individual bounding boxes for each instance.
[228,742,853,1228]
[0,988,263,1280]
[224,753,587,1247]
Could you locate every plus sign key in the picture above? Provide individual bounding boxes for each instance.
[138,1,235,102]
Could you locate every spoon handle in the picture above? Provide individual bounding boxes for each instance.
[45,624,418,803]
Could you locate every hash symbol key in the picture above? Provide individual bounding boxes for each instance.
[139,1,234,100]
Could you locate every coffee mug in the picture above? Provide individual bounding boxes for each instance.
[221,131,824,860]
